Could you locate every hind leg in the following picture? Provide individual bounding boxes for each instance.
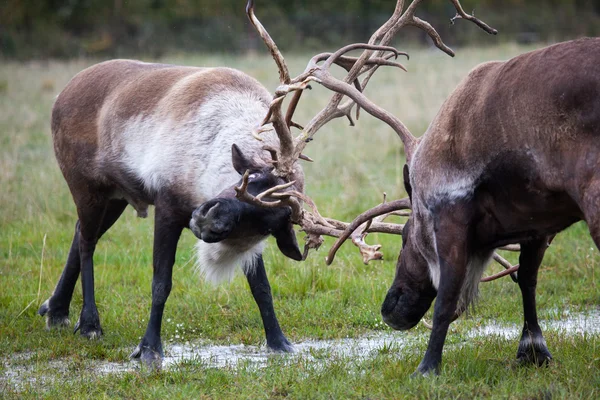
[244,255,294,352]
[516,236,553,365]
[39,199,128,335]
[38,221,82,328]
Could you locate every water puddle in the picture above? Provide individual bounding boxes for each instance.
[466,307,600,341]
[160,331,415,370]
[3,308,599,391]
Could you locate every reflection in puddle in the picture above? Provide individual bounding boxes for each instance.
[3,308,599,391]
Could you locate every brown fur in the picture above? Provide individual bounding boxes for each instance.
[43,58,304,363]
[383,38,600,375]
[52,59,274,207]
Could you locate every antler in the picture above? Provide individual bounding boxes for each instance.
[243,0,497,264]
[246,0,497,175]
[324,197,521,282]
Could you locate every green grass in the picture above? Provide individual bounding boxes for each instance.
[1,43,599,399]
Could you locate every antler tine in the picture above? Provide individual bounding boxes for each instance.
[247,0,299,176]
[280,45,408,135]
[293,50,409,126]
[295,66,419,161]
[310,52,409,73]
[256,180,296,201]
[284,91,305,131]
[235,170,304,219]
[326,198,411,265]
[349,193,390,264]
[319,44,401,70]
[450,0,498,35]
[351,52,409,121]
[408,17,456,57]
[246,0,290,84]
[368,0,406,46]
[482,253,519,282]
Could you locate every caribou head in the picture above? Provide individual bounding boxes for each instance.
[189,143,303,261]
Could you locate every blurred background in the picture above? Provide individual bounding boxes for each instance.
[2,2,600,395]
[2,0,600,59]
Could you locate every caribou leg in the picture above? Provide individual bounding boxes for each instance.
[244,255,294,352]
[516,236,553,366]
[71,197,125,339]
[39,200,128,330]
[416,209,470,376]
[39,221,82,328]
[131,203,184,368]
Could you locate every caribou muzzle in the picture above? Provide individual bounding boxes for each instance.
[190,201,236,243]
[381,284,435,331]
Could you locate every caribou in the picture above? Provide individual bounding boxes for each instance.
[38,58,308,365]
[35,0,430,367]
[382,37,600,374]
[231,0,600,378]
[324,37,600,374]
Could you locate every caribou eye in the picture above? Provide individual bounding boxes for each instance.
[248,173,260,180]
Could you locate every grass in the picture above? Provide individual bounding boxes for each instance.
[1,43,599,399]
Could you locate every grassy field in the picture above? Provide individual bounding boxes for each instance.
[1,43,599,399]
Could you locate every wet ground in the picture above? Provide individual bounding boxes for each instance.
[3,308,599,391]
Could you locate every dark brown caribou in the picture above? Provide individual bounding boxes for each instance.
[237,0,592,378]
[324,37,600,375]
[236,0,596,379]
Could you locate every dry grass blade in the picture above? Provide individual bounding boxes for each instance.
[10,234,46,326]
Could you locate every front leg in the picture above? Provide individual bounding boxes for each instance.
[516,236,553,366]
[416,208,470,376]
[244,255,294,352]
[417,259,467,375]
[131,206,184,368]
[40,200,128,332]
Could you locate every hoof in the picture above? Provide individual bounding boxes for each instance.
[38,299,70,329]
[267,336,295,353]
[411,368,438,378]
[517,335,552,366]
[73,318,103,339]
[131,344,163,370]
[413,360,440,377]
[517,348,553,366]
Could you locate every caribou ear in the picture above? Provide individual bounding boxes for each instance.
[273,222,303,261]
[403,164,412,200]
[232,144,253,175]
